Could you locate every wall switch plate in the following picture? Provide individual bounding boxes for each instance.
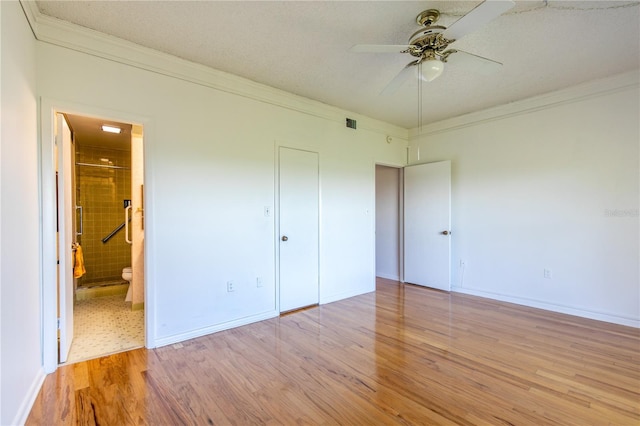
[544,269,552,279]
[264,206,271,217]
[227,281,235,292]
[256,277,263,288]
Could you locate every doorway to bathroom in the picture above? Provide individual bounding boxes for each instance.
[56,112,145,364]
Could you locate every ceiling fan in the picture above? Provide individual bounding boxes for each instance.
[351,0,515,93]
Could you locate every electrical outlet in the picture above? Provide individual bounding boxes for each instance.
[544,269,552,279]
[256,277,263,288]
[227,281,235,292]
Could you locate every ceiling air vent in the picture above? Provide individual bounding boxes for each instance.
[346,118,357,129]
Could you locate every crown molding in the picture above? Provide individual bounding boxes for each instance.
[20,1,408,140]
[409,70,640,139]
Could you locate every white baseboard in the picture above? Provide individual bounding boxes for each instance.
[376,273,400,281]
[453,286,640,328]
[156,286,377,347]
[320,287,374,305]
[13,367,46,426]
[154,310,279,348]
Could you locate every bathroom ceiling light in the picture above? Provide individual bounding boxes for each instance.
[101,125,122,134]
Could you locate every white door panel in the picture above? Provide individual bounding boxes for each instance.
[279,147,319,312]
[57,113,74,363]
[404,161,451,291]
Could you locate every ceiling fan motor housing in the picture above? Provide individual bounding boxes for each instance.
[407,26,453,61]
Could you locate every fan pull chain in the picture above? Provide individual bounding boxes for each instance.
[418,62,423,135]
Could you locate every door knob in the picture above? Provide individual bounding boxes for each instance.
[281,235,288,241]
[441,230,450,235]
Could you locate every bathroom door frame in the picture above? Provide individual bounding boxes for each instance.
[40,98,153,373]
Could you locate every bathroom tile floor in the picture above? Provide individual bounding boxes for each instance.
[64,294,144,365]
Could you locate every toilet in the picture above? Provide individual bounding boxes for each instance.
[122,266,132,282]
[122,267,133,302]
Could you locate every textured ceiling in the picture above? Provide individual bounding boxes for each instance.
[37,1,640,129]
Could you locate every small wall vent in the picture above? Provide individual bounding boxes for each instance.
[346,118,357,129]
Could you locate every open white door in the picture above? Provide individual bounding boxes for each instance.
[404,161,451,291]
[279,147,319,312]
[57,113,75,363]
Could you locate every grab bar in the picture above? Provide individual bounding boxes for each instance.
[102,221,126,244]
[76,206,83,236]
[103,201,133,244]
[125,205,132,245]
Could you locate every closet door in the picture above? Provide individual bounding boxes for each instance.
[278,147,319,312]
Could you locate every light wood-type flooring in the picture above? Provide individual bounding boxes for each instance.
[27,278,640,425]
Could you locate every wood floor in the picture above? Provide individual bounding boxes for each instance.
[27,278,640,425]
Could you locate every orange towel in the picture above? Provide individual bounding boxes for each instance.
[73,244,86,278]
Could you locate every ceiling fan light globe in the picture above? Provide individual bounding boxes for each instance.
[420,59,445,82]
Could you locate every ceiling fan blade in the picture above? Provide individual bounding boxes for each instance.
[446,50,503,75]
[443,0,515,41]
[380,60,419,95]
[350,44,412,53]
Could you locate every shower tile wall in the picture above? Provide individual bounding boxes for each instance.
[76,146,131,285]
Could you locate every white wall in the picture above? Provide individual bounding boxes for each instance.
[1,1,45,424]
[409,72,640,327]
[375,165,400,280]
[36,34,407,346]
